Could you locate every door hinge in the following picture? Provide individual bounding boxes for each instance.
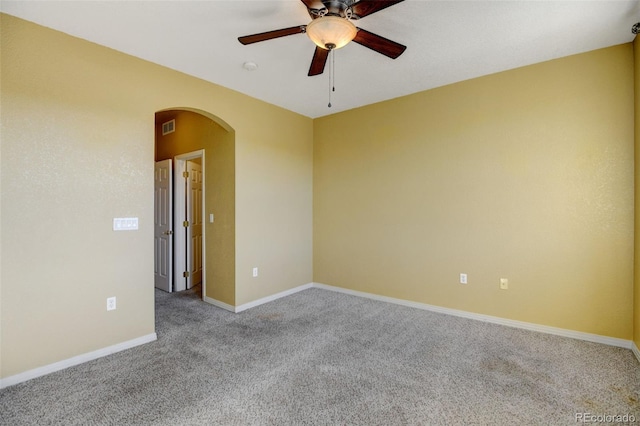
[183,271,190,278]
[183,220,189,227]
[183,171,189,178]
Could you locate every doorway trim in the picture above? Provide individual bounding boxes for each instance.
[173,149,206,298]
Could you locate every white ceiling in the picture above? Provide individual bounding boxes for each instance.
[2,0,640,118]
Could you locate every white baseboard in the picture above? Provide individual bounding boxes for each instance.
[206,282,634,352]
[204,283,314,313]
[0,333,157,389]
[632,342,640,363]
[312,283,634,350]
[236,283,314,313]
[203,295,236,313]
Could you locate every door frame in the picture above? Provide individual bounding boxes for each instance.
[173,149,205,298]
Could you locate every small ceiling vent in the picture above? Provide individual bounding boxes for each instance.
[162,119,175,135]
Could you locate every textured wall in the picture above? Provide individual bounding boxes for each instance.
[0,14,313,379]
[314,45,634,339]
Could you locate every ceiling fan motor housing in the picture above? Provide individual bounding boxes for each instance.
[321,0,354,18]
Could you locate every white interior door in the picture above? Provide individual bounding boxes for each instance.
[154,159,173,292]
[186,160,203,289]
[173,150,205,295]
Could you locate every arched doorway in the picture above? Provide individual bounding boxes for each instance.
[153,108,236,306]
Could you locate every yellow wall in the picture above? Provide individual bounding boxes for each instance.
[1,11,636,382]
[155,110,236,305]
[314,44,634,339]
[0,14,313,379]
[634,37,640,349]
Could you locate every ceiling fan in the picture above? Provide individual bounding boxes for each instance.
[238,0,407,77]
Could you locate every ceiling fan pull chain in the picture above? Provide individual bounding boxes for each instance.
[328,48,334,108]
[332,47,336,93]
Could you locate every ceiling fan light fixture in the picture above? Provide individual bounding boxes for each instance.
[306,16,357,50]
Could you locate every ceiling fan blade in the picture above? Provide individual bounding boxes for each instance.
[308,46,329,76]
[353,27,406,59]
[351,0,405,19]
[238,26,305,45]
[300,0,325,10]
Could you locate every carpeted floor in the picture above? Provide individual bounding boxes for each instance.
[1,287,639,425]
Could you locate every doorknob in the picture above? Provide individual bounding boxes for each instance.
[164,230,173,235]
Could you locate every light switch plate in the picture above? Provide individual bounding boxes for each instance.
[113,217,138,231]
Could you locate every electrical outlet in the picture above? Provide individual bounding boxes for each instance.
[460,273,467,284]
[252,267,258,278]
[500,278,509,290]
[107,297,117,311]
